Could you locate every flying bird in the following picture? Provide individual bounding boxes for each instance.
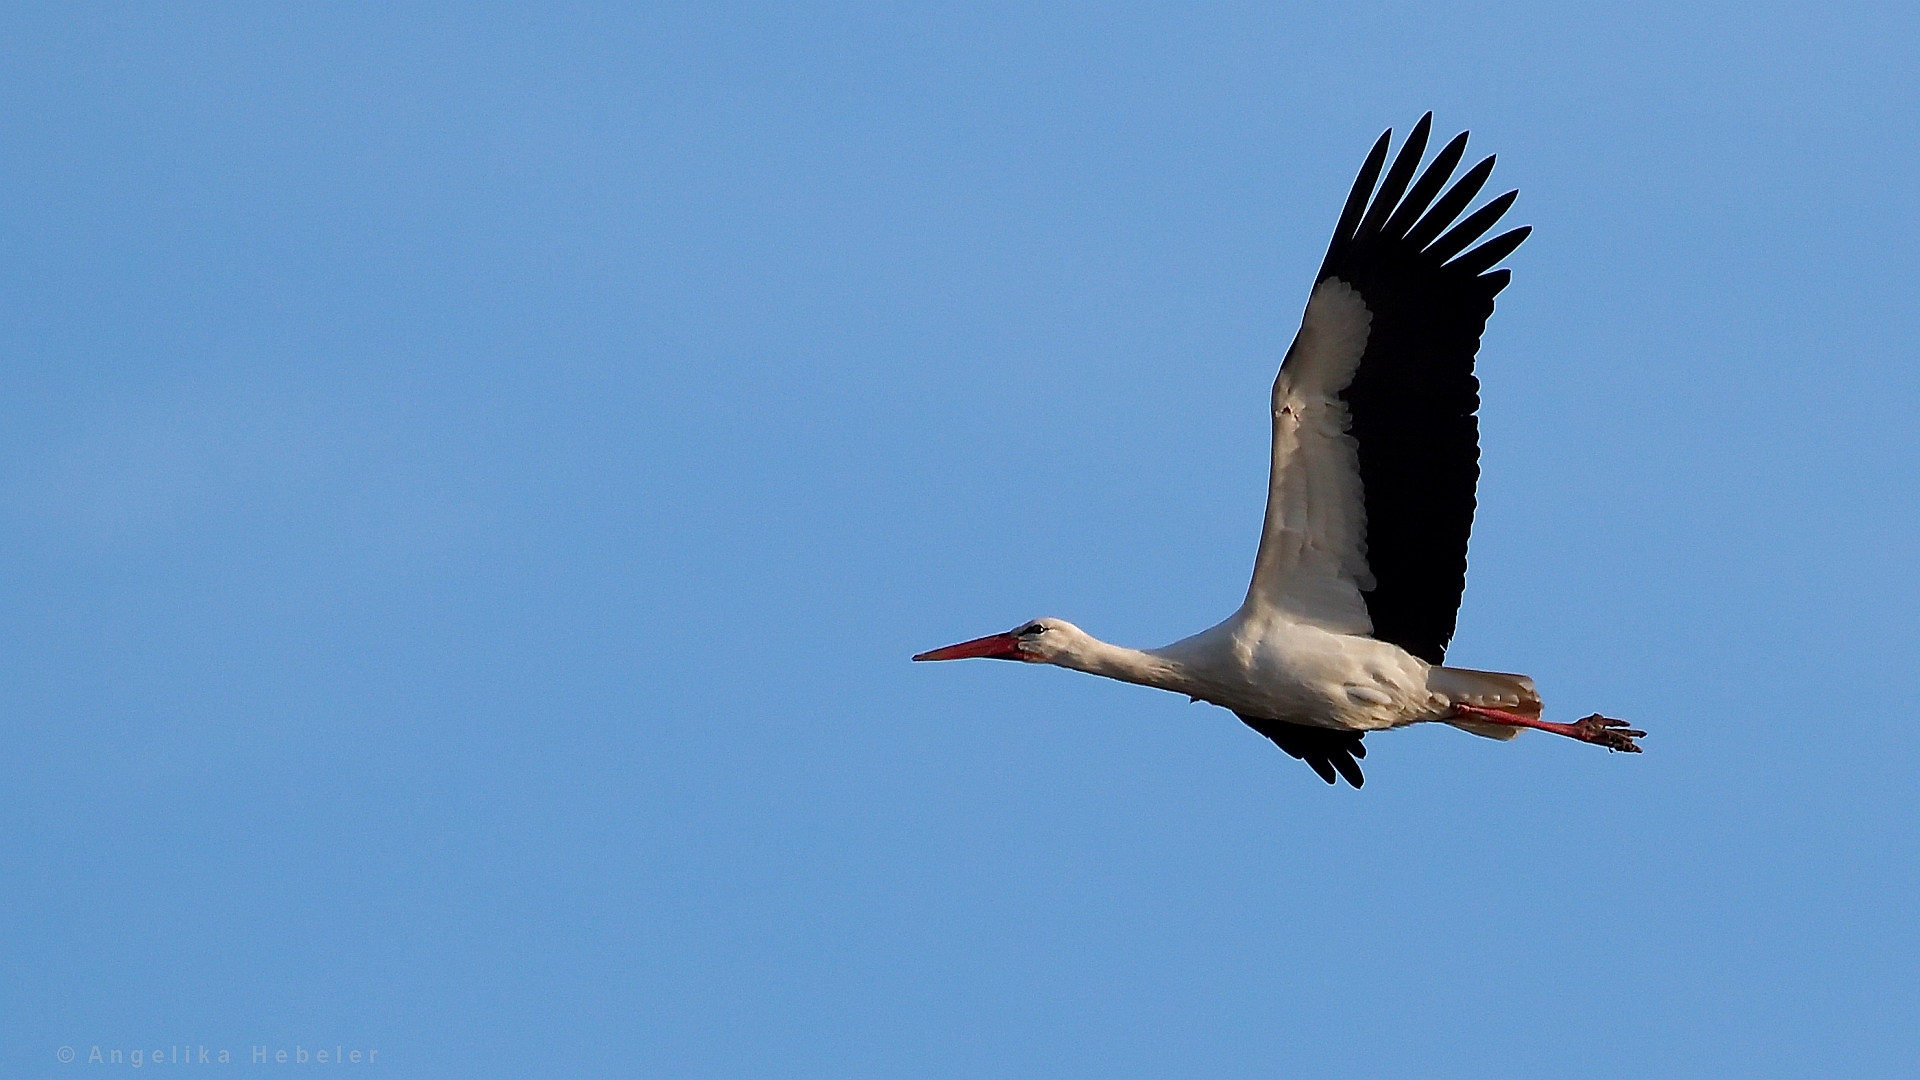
[914,114,1642,787]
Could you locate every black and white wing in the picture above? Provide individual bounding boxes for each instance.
[1244,113,1529,665]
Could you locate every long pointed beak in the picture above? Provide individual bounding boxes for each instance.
[913,632,1025,662]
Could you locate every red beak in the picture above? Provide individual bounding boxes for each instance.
[913,632,1026,662]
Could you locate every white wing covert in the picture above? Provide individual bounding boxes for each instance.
[1245,279,1377,634]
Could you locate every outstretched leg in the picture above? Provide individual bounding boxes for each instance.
[1452,704,1645,753]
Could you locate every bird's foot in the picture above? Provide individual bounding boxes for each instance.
[1567,713,1646,753]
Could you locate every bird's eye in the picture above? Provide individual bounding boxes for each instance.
[1022,624,1047,635]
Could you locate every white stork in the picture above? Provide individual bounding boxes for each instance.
[915,114,1642,787]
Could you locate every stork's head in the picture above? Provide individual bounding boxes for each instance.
[912,617,1082,665]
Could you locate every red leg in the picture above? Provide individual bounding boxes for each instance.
[1452,704,1646,753]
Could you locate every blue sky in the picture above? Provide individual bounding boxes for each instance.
[3,3,1917,1077]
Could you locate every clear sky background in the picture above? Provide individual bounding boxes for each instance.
[3,3,1917,1077]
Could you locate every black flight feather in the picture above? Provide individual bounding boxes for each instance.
[1316,131,1393,282]
[1382,130,1470,240]
[1425,189,1519,263]
[1448,225,1533,278]
[1237,714,1367,788]
[1354,112,1431,241]
[1405,155,1496,252]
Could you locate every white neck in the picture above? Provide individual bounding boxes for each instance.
[1051,634,1192,696]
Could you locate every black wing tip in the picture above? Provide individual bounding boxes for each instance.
[1306,746,1365,787]
[1239,714,1368,788]
[1319,128,1396,278]
[1329,117,1527,282]
[1423,190,1517,266]
[1330,751,1366,788]
[1354,115,1436,241]
[1403,153,1498,251]
[1381,129,1471,240]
